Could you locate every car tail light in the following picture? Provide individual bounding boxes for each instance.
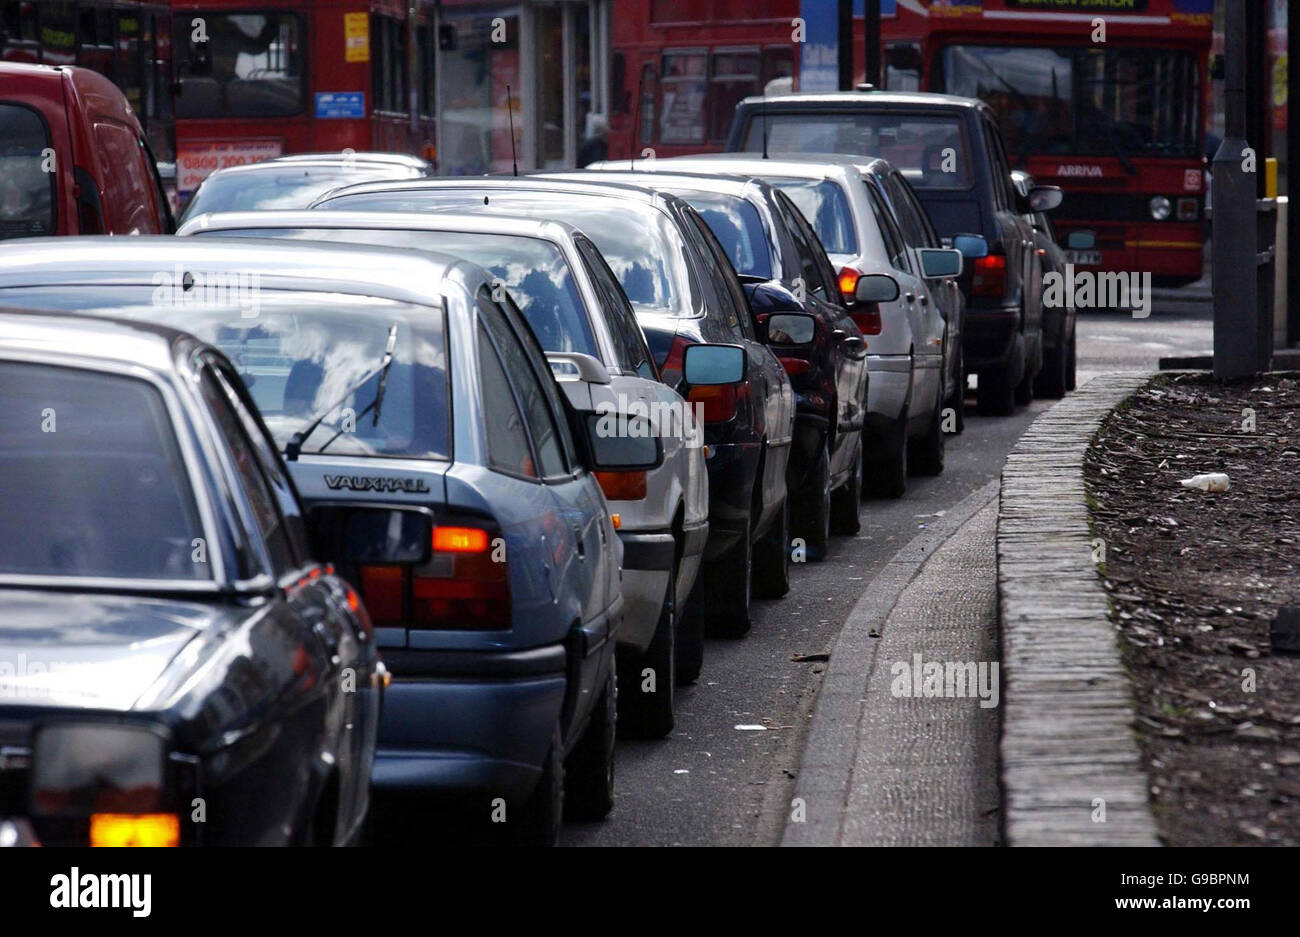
[90,813,180,848]
[359,520,510,630]
[595,470,648,501]
[688,383,738,423]
[838,266,861,301]
[850,309,883,335]
[971,253,1006,299]
[777,357,811,376]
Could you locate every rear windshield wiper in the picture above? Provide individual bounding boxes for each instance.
[284,323,398,461]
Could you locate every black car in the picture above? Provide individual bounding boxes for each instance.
[0,311,418,846]
[1013,169,1077,399]
[549,169,873,557]
[726,90,1062,415]
[313,177,796,669]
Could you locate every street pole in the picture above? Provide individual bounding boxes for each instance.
[838,0,853,91]
[863,0,881,89]
[1212,0,1261,379]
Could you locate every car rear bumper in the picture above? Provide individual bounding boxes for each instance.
[866,356,910,428]
[964,304,1020,371]
[372,644,568,799]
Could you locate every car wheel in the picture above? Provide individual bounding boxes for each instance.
[945,348,966,434]
[752,495,791,598]
[1066,328,1078,391]
[829,434,863,535]
[564,663,616,822]
[794,444,831,561]
[909,384,946,476]
[1033,336,1069,399]
[864,415,907,498]
[976,366,1015,416]
[617,567,675,739]
[696,513,752,639]
[675,601,705,686]
[1014,359,1035,406]
[515,726,564,845]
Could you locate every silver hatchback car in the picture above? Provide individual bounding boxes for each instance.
[178,210,712,739]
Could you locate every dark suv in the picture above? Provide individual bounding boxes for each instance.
[727,90,1061,416]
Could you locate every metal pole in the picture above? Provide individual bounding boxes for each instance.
[1212,0,1260,379]
[1289,0,1300,347]
[838,0,853,91]
[863,0,881,89]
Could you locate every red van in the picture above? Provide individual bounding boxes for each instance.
[0,62,174,238]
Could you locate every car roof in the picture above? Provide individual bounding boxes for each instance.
[0,236,482,308]
[273,151,430,169]
[542,169,774,201]
[0,308,192,375]
[737,89,985,111]
[314,175,685,213]
[181,209,586,245]
[632,153,892,183]
[193,159,423,180]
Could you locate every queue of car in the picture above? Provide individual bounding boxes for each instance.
[0,69,1071,846]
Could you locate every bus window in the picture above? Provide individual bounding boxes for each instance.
[40,1,76,66]
[709,48,759,144]
[116,9,143,116]
[638,63,657,147]
[761,45,794,90]
[76,7,115,76]
[885,42,921,91]
[660,50,706,146]
[372,14,409,115]
[416,23,435,117]
[175,12,303,118]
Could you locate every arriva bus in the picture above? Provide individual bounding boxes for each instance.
[882,0,1212,286]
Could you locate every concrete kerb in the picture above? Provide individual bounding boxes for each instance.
[997,372,1162,846]
[782,477,1000,846]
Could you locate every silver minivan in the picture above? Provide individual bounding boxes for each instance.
[178,210,713,739]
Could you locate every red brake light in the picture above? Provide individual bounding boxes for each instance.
[850,309,883,335]
[688,383,738,423]
[778,356,812,376]
[595,470,648,501]
[971,253,1006,299]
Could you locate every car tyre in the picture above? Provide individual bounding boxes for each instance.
[864,415,907,499]
[617,567,675,739]
[829,435,862,535]
[1014,359,1035,406]
[945,347,966,434]
[909,384,946,476]
[1033,334,1069,399]
[695,513,752,639]
[515,727,564,845]
[564,663,616,821]
[794,444,831,561]
[976,366,1015,416]
[752,496,791,598]
[1066,327,1077,392]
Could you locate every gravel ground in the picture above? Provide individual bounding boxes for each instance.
[1085,372,1300,845]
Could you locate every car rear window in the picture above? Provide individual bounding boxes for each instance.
[178,166,415,223]
[742,112,972,189]
[674,191,773,280]
[0,362,209,581]
[0,287,451,461]
[766,177,858,255]
[209,226,599,359]
[318,190,693,316]
[0,104,56,239]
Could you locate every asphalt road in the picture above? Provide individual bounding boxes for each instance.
[566,297,1214,846]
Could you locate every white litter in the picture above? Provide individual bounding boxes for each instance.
[1179,473,1230,492]
[734,724,768,731]
[673,769,689,775]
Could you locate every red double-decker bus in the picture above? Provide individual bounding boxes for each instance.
[881,0,1212,286]
[168,0,437,200]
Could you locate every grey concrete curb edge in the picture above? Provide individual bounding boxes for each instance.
[997,372,1162,846]
[781,476,1001,846]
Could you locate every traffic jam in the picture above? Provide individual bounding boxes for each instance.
[0,0,1210,848]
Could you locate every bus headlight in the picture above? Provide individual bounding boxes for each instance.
[1149,196,1172,221]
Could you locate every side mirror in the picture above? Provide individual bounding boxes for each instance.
[1065,229,1096,250]
[309,505,434,566]
[585,412,663,470]
[1027,185,1063,213]
[951,233,988,259]
[683,343,745,385]
[854,273,900,303]
[742,280,804,315]
[763,312,816,346]
[918,247,963,279]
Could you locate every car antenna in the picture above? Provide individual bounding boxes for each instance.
[506,84,518,177]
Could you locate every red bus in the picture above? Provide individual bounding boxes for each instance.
[1,0,176,164]
[168,1,437,200]
[607,0,799,162]
[881,0,1213,286]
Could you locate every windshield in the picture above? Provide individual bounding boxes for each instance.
[674,192,773,280]
[208,227,599,357]
[0,288,450,461]
[765,178,858,255]
[175,12,304,117]
[319,190,694,316]
[0,104,56,239]
[0,362,209,581]
[940,45,1200,159]
[743,113,971,189]
[179,167,414,224]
